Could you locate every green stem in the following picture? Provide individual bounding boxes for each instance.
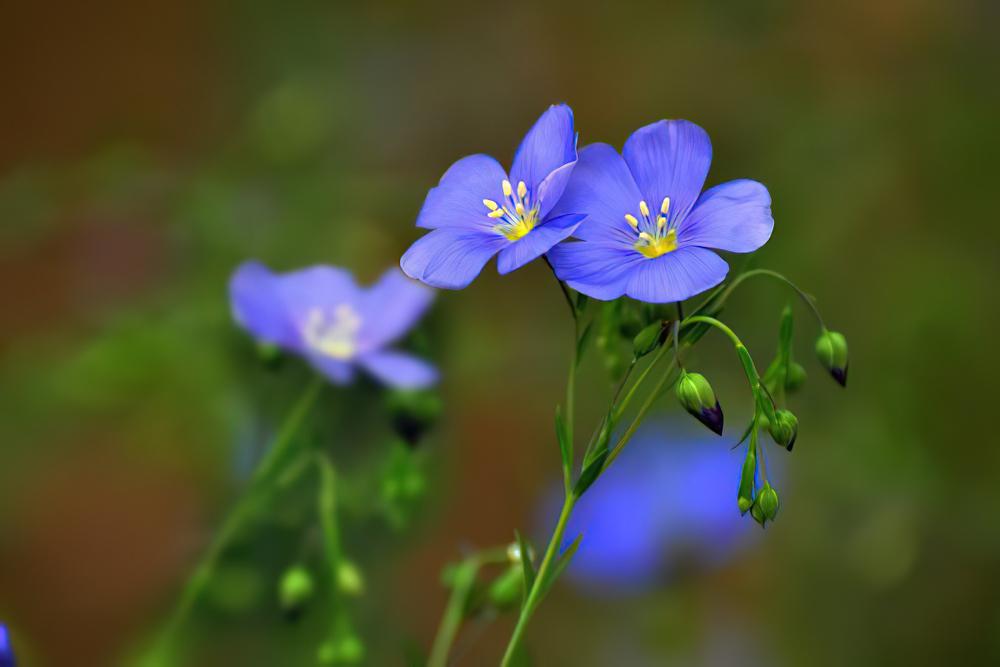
[714,269,825,329]
[139,376,324,666]
[500,493,576,667]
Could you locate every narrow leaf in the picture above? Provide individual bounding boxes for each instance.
[514,530,536,606]
[555,407,572,487]
[536,533,583,602]
[573,449,609,498]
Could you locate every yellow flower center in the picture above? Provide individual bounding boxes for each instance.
[484,179,539,242]
[626,196,679,259]
[303,304,361,359]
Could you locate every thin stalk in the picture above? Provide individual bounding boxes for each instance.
[500,493,576,667]
[713,269,826,329]
[139,376,324,666]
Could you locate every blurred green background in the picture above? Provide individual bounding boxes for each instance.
[1,1,998,665]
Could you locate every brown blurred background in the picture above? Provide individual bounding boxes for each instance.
[1,1,999,665]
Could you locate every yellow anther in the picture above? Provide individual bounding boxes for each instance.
[515,202,525,216]
[502,180,513,197]
[488,208,506,218]
[625,214,639,229]
[639,200,650,217]
[483,199,499,211]
[657,216,667,230]
[517,181,527,199]
[660,197,671,215]
[638,231,655,242]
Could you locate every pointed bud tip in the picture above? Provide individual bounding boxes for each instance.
[699,402,724,436]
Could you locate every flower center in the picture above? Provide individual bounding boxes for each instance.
[483,179,539,241]
[626,197,678,259]
[303,304,361,359]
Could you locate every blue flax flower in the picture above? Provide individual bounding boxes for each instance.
[547,120,774,303]
[401,104,586,288]
[537,420,761,597]
[0,623,15,667]
[230,263,437,388]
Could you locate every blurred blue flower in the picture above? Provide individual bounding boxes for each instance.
[547,119,773,303]
[401,104,585,288]
[0,623,15,667]
[538,420,764,596]
[230,264,437,388]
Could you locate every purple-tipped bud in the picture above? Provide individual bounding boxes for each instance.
[676,372,724,436]
[815,330,849,387]
[0,623,15,667]
[768,409,799,451]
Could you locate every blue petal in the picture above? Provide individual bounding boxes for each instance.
[275,265,362,322]
[305,353,356,385]
[416,154,508,230]
[401,227,507,289]
[358,350,438,389]
[229,261,302,349]
[510,104,577,194]
[547,241,644,301]
[549,143,643,246]
[535,159,577,220]
[497,213,586,275]
[625,247,729,303]
[678,179,774,253]
[356,269,435,353]
[622,120,712,227]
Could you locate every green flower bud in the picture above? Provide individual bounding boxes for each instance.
[737,447,757,515]
[256,341,284,368]
[278,565,315,619]
[318,633,364,664]
[758,483,780,524]
[768,409,799,451]
[815,329,849,386]
[337,560,364,596]
[676,372,724,435]
[385,389,442,446]
[750,499,766,526]
[632,321,667,359]
[486,565,523,612]
[785,361,807,392]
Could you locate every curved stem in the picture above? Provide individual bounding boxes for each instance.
[715,269,826,329]
[138,376,324,666]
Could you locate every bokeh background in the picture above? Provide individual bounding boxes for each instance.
[2,1,999,665]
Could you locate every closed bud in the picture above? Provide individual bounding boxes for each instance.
[758,483,780,524]
[385,389,442,446]
[486,565,523,612]
[256,341,284,368]
[676,372,724,435]
[318,633,364,665]
[785,361,807,392]
[750,499,766,526]
[768,409,799,451]
[815,330,849,386]
[337,560,364,596]
[632,321,667,359]
[279,565,315,619]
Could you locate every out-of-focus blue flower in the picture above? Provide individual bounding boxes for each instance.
[538,420,765,596]
[547,120,773,303]
[0,623,15,667]
[401,104,585,288]
[230,263,437,388]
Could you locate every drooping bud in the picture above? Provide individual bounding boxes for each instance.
[278,565,315,620]
[632,321,667,359]
[815,329,849,386]
[676,371,724,435]
[768,409,799,451]
[757,483,780,525]
[337,560,364,596]
[385,389,442,446]
[785,361,807,392]
[486,565,523,612]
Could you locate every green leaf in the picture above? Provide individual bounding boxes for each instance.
[778,303,794,359]
[632,321,666,359]
[575,320,594,367]
[514,530,536,606]
[555,407,572,487]
[573,449,608,498]
[535,533,582,602]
